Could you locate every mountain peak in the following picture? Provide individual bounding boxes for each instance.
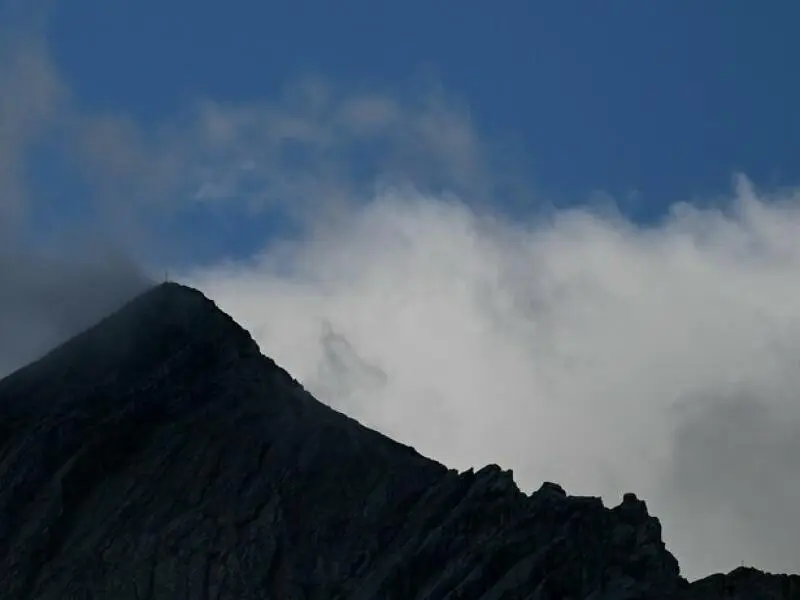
[0,285,796,599]
[0,282,263,413]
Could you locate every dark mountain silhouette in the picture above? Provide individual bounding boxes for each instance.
[0,282,796,599]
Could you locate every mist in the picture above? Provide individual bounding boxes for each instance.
[0,245,151,377]
[0,21,152,378]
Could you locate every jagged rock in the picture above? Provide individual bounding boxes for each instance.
[667,567,800,600]
[0,282,796,599]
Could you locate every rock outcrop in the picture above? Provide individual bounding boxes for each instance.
[0,282,796,599]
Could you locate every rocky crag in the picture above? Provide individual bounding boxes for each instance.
[0,282,796,599]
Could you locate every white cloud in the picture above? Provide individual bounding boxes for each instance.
[185,177,800,581]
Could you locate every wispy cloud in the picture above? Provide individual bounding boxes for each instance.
[0,13,499,374]
[0,21,150,376]
[73,77,500,226]
[0,28,62,233]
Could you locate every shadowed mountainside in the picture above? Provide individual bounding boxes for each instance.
[0,282,797,599]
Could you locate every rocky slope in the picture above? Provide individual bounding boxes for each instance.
[0,282,796,599]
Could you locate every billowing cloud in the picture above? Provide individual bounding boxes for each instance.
[185,176,800,580]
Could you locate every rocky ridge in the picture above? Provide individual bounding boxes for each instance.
[0,282,796,599]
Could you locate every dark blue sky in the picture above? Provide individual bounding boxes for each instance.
[1,0,791,266]
[48,1,800,216]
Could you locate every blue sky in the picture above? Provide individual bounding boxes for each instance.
[47,1,800,222]
[1,1,797,265]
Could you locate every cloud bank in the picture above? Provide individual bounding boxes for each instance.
[186,177,800,581]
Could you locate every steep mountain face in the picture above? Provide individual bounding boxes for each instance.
[0,283,796,599]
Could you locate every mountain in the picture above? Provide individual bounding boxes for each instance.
[0,282,796,599]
